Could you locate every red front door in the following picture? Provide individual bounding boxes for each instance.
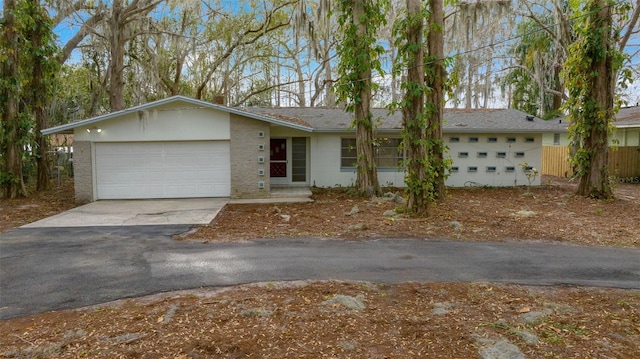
[270,139,287,177]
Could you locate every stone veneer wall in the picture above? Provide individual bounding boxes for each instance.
[229,114,271,198]
[72,140,93,203]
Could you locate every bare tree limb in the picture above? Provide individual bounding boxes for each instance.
[619,0,640,50]
[59,13,104,64]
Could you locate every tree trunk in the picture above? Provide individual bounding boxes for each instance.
[353,0,380,197]
[577,0,614,198]
[1,0,27,198]
[108,0,126,111]
[28,0,52,191]
[402,0,427,214]
[323,54,335,106]
[465,60,473,108]
[427,0,447,200]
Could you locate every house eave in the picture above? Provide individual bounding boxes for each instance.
[42,96,313,135]
[313,128,565,134]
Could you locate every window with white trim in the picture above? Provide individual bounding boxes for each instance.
[341,138,403,169]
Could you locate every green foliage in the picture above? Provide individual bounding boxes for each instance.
[388,1,450,215]
[333,0,389,111]
[1,0,60,192]
[501,18,561,118]
[562,0,627,198]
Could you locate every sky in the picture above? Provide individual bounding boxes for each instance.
[1,0,638,107]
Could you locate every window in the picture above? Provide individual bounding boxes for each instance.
[477,152,488,158]
[292,137,307,182]
[486,166,497,172]
[458,152,469,158]
[523,166,534,171]
[341,138,403,169]
[375,138,403,167]
[450,137,460,143]
[451,166,459,172]
[488,137,498,143]
[525,137,535,143]
[469,137,479,143]
[341,138,357,167]
[468,166,478,172]
[514,152,525,158]
[553,133,561,145]
[496,152,506,158]
[505,166,515,172]
[507,137,516,143]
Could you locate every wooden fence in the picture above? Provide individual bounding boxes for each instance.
[542,146,640,178]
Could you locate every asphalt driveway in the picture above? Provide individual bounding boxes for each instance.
[21,198,228,227]
[1,225,639,320]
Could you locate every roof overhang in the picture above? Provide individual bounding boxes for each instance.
[42,95,313,135]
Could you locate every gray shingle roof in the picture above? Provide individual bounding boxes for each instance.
[616,106,640,127]
[246,107,568,133]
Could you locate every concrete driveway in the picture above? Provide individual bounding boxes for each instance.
[21,198,228,227]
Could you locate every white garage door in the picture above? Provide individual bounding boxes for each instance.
[95,141,230,199]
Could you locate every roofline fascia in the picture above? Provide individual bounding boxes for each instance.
[314,128,567,134]
[42,95,313,135]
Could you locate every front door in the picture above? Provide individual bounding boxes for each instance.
[270,139,287,178]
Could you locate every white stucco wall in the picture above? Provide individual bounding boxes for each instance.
[543,128,640,147]
[612,128,640,146]
[445,133,542,187]
[73,104,230,142]
[542,132,571,146]
[309,132,543,188]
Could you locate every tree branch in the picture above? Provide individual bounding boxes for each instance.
[619,0,640,50]
[59,13,104,64]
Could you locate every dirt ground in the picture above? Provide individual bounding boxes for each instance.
[189,176,640,248]
[1,176,639,358]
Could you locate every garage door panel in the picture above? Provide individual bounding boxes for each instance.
[95,141,230,199]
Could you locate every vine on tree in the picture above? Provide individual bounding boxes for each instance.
[333,0,389,197]
[561,0,629,199]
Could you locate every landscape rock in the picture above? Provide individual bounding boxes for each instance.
[518,309,553,324]
[383,209,397,217]
[512,328,539,345]
[346,223,368,231]
[432,302,454,316]
[513,210,536,218]
[345,205,359,216]
[239,308,274,317]
[476,336,525,359]
[337,341,358,351]
[160,304,179,324]
[449,221,462,230]
[322,294,365,310]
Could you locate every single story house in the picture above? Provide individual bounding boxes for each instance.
[42,95,565,202]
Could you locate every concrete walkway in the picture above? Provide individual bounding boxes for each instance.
[21,194,314,228]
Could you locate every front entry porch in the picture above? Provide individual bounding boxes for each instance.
[269,136,310,187]
[270,186,313,199]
